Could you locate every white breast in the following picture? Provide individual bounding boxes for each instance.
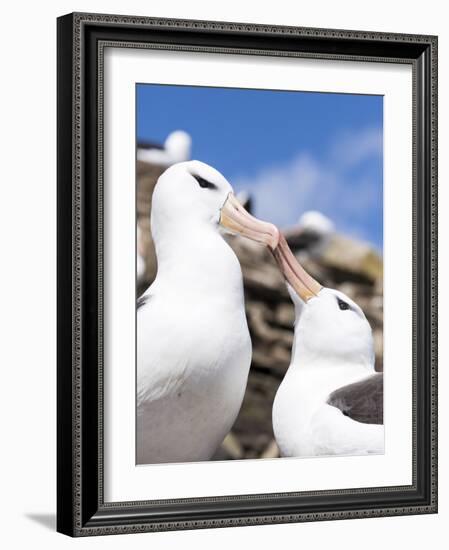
[136,236,251,464]
[273,364,383,458]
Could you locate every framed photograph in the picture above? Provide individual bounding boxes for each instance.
[57,12,438,536]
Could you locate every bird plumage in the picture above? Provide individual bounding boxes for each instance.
[327,372,383,424]
[272,286,384,458]
[137,161,252,464]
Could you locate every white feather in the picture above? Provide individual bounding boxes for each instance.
[273,288,384,457]
[137,161,251,464]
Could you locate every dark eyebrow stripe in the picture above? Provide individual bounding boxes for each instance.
[193,175,218,190]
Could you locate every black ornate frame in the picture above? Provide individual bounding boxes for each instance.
[57,12,438,536]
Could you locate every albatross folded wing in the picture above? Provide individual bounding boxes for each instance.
[327,373,383,425]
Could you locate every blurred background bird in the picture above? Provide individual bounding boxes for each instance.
[284,210,335,259]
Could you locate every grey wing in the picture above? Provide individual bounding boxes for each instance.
[327,373,383,425]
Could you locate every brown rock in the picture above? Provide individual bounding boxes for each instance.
[136,162,384,460]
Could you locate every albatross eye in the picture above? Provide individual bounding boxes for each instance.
[337,297,351,311]
[193,175,217,190]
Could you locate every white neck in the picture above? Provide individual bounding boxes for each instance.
[289,324,375,373]
[152,219,244,299]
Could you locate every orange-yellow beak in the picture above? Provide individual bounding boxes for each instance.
[220,193,321,302]
[271,233,322,302]
[219,192,279,249]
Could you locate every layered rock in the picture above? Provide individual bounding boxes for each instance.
[136,160,383,460]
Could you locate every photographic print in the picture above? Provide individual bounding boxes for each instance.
[135,84,384,465]
[57,13,437,535]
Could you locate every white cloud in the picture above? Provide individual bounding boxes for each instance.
[232,126,383,246]
[329,126,383,169]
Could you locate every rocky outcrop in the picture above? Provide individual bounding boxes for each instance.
[137,160,383,460]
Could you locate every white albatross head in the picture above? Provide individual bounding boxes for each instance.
[288,285,374,368]
[264,231,374,368]
[151,160,279,247]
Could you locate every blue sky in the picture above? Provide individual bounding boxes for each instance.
[137,84,383,249]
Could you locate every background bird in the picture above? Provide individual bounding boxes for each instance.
[265,232,384,457]
[284,210,335,260]
[137,129,192,166]
[137,160,277,464]
[136,130,192,292]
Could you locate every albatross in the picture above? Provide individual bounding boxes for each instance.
[261,229,384,457]
[137,160,276,464]
[137,130,192,166]
[284,210,335,258]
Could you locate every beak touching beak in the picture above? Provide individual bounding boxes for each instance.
[220,193,322,302]
[271,233,322,302]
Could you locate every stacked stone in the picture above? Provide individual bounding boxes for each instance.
[137,160,383,460]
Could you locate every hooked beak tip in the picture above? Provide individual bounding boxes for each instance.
[219,192,280,249]
[271,233,322,302]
